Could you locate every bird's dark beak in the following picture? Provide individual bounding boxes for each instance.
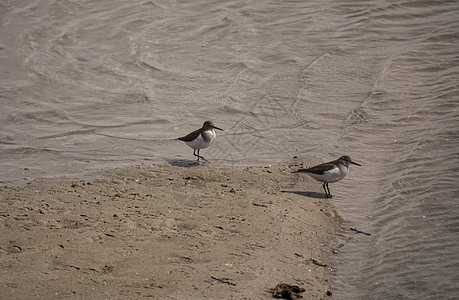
[351,161,361,166]
[213,126,223,131]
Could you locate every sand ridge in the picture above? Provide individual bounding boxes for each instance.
[0,156,342,299]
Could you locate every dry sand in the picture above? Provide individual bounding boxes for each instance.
[0,156,342,299]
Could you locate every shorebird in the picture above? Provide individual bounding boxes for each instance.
[292,155,361,198]
[177,121,223,162]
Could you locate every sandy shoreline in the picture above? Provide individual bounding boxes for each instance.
[0,156,342,299]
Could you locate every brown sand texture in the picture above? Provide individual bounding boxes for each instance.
[0,156,341,299]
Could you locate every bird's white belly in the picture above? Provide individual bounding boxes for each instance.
[307,167,346,183]
[185,132,215,150]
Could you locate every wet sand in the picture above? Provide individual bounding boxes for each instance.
[0,156,341,299]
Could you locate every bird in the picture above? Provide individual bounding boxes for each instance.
[177,121,223,162]
[292,155,361,198]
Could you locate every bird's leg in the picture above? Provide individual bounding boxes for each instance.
[193,149,208,162]
[323,182,332,198]
[198,149,209,162]
[322,182,328,197]
[325,183,332,198]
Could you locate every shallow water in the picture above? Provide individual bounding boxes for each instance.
[1,0,458,298]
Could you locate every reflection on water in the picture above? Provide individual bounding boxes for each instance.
[1,0,458,298]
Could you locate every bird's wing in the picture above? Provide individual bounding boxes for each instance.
[294,162,336,174]
[178,129,201,142]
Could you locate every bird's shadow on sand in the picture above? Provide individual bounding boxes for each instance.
[281,190,329,199]
[164,158,206,167]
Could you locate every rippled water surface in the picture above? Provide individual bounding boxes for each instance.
[1,0,458,298]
